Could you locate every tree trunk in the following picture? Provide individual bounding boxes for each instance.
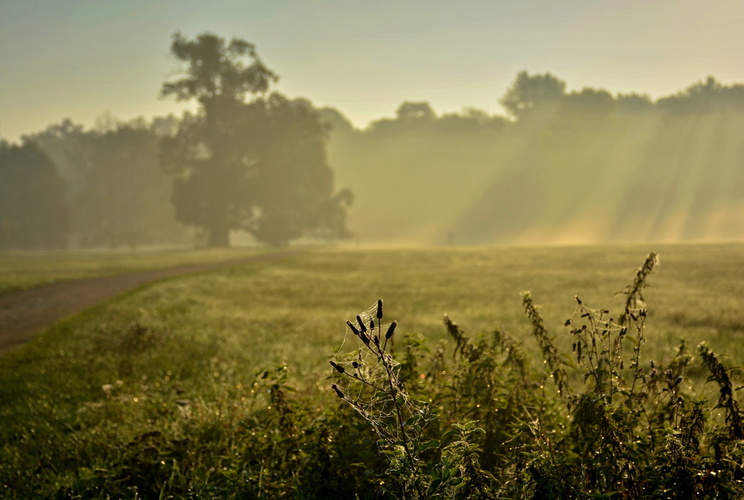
[207,225,230,247]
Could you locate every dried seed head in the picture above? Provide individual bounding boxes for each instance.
[376,299,383,319]
[331,384,345,399]
[369,318,375,331]
[385,321,397,340]
[346,320,360,336]
[329,360,345,374]
[356,315,367,333]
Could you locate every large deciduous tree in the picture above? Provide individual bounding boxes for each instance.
[247,94,353,245]
[160,32,351,246]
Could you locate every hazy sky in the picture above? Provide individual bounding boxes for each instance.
[2,0,744,142]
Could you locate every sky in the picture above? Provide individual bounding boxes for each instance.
[2,0,744,143]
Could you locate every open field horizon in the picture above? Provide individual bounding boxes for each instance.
[2,242,742,357]
[3,239,743,290]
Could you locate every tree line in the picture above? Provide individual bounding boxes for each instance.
[0,33,353,249]
[330,72,744,244]
[2,32,744,249]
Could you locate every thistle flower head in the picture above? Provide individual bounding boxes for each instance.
[385,321,397,340]
[331,384,345,399]
[347,320,360,336]
[356,315,367,334]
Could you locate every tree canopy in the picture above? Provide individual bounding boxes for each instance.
[161,32,277,104]
[160,32,352,247]
[22,119,188,249]
[0,142,69,249]
[75,123,186,248]
[500,70,566,119]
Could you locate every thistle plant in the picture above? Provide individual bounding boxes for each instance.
[698,342,744,492]
[329,299,431,498]
[518,252,744,497]
[699,342,743,440]
[522,291,571,399]
[329,300,495,499]
[322,253,744,498]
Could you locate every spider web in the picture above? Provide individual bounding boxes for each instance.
[330,301,429,444]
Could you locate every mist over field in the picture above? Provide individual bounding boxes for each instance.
[1,26,743,249]
[4,69,744,249]
[328,76,744,246]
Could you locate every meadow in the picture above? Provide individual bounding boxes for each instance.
[0,247,265,295]
[1,243,742,498]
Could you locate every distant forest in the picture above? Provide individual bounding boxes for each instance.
[329,72,744,245]
[2,54,744,248]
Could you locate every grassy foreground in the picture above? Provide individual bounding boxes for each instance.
[1,243,743,498]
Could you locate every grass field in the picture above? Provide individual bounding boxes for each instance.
[1,243,742,498]
[0,246,265,295]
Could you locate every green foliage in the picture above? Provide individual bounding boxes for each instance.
[327,253,744,498]
[161,32,278,104]
[160,32,352,247]
[1,247,743,497]
[500,70,567,119]
[75,122,187,248]
[246,94,354,246]
[20,118,190,250]
[0,142,69,249]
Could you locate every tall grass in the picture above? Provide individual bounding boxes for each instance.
[0,245,742,497]
[329,252,743,497]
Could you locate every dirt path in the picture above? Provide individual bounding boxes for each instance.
[0,251,297,355]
